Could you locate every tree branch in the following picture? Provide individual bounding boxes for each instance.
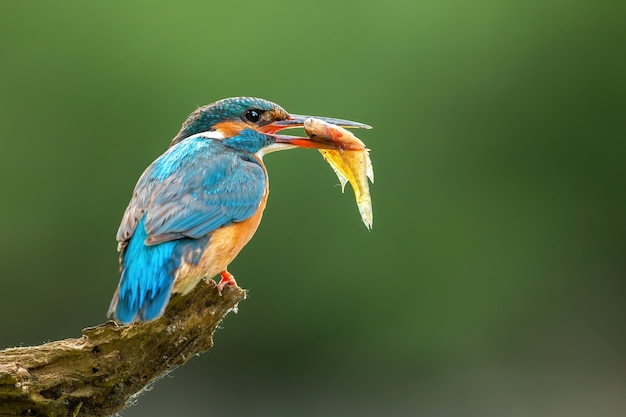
[0,280,246,417]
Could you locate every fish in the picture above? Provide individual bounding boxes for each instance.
[303,118,374,230]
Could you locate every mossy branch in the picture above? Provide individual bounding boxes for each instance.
[0,280,245,417]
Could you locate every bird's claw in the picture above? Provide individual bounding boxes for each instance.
[217,270,238,295]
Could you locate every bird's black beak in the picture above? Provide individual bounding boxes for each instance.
[272,114,372,130]
[262,114,371,150]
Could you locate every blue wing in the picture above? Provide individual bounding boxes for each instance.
[110,137,266,323]
[117,137,267,245]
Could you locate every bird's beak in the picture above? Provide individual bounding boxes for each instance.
[261,114,372,150]
[272,114,372,130]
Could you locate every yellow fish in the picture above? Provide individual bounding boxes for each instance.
[303,118,374,229]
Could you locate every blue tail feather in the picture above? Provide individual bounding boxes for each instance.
[113,216,209,324]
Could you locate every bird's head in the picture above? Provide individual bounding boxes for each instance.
[171,97,370,155]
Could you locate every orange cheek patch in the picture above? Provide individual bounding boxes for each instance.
[213,121,246,137]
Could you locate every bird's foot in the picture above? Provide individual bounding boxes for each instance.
[217,270,238,294]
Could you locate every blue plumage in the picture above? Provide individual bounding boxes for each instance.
[172,98,285,145]
[110,134,267,324]
[115,217,209,323]
[109,96,370,324]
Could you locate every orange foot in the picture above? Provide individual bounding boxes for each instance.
[217,270,238,294]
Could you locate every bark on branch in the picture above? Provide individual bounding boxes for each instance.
[0,280,246,417]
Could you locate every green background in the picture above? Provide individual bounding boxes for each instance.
[1,1,624,416]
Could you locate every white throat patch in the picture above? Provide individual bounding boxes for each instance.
[255,142,297,159]
[185,130,226,141]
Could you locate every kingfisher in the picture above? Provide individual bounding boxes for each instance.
[108,97,369,324]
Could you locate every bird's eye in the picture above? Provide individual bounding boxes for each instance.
[244,109,263,123]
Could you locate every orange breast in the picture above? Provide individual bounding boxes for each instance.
[173,186,269,295]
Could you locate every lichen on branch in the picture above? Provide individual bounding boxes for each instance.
[0,280,245,417]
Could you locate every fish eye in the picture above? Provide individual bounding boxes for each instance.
[244,109,263,123]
